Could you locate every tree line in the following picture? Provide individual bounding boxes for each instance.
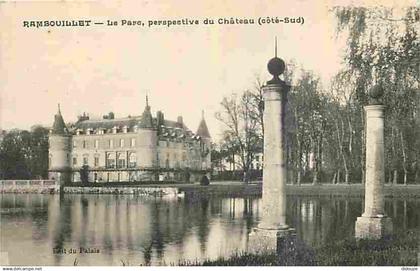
[212,7,420,184]
[0,126,49,179]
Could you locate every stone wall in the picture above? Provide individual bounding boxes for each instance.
[63,186,181,197]
[0,180,59,193]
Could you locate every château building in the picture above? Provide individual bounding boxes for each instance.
[48,97,211,184]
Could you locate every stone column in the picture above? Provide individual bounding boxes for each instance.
[259,83,289,230]
[355,85,392,239]
[248,54,295,253]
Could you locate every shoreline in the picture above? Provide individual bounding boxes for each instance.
[1,181,419,198]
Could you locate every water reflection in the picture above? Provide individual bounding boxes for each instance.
[0,194,419,266]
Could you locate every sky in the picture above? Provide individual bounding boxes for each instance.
[0,0,416,141]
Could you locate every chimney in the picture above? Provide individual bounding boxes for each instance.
[177,116,183,128]
[157,111,164,127]
[77,112,89,122]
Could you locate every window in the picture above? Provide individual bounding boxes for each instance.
[128,152,137,168]
[94,156,99,167]
[83,140,87,149]
[106,152,115,168]
[73,141,77,148]
[120,139,124,148]
[94,139,99,149]
[165,153,170,168]
[83,156,88,165]
[131,138,136,147]
[174,153,179,168]
[117,152,126,168]
[109,139,113,148]
[94,173,98,181]
[73,157,77,166]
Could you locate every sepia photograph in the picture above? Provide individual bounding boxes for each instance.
[0,0,419,269]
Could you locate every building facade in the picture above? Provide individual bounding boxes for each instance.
[48,98,211,184]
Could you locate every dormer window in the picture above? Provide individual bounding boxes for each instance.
[133,125,138,132]
[112,126,118,134]
[122,126,128,133]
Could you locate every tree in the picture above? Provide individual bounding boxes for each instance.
[0,130,31,179]
[28,126,49,179]
[333,6,420,184]
[79,165,89,185]
[0,126,49,180]
[215,91,262,183]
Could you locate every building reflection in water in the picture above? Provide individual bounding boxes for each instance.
[0,193,419,265]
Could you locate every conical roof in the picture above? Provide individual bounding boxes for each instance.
[51,104,68,135]
[139,96,154,129]
[196,112,211,138]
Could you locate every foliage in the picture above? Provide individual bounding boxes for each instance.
[178,230,419,266]
[200,175,210,186]
[214,6,420,184]
[79,165,90,185]
[0,126,49,179]
[333,6,420,184]
[215,91,263,182]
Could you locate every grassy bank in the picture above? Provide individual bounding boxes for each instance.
[180,183,420,198]
[178,230,419,266]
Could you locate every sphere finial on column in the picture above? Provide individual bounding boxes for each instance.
[368,84,384,105]
[267,37,285,85]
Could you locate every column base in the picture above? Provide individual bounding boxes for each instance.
[248,226,296,254]
[355,215,393,240]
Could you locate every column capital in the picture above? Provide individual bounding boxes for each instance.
[263,83,290,101]
[364,105,385,118]
[364,104,385,111]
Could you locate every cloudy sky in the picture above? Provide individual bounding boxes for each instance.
[0,0,414,140]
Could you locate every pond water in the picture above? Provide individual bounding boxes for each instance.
[1,193,419,265]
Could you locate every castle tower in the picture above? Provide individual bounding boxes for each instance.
[48,104,71,186]
[196,110,212,170]
[137,95,158,173]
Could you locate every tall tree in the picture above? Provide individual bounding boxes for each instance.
[215,91,262,182]
[334,6,420,184]
[0,126,49,179]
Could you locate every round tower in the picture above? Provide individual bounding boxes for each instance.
[48,104,71,186]
[196,110,212,171]
[137,96,158,180]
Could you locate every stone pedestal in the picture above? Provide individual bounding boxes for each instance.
[355,104,393,239]
[248,227,296,254]
[355,216,393,240]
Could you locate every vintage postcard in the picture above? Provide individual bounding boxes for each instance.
[0,0,419,269]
